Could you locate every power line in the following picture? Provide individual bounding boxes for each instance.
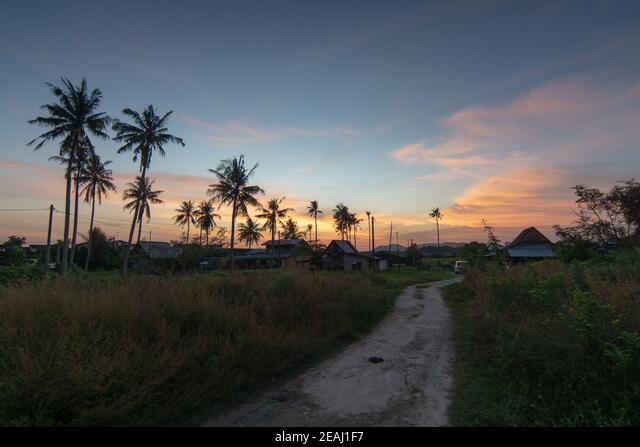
[0,208,50,211]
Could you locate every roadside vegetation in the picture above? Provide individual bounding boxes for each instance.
[0,267,448,426]
[444,180,640,426]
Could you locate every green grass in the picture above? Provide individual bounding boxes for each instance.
[443,257,640,426]
[0,267,445,426]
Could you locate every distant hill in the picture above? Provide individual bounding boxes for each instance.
[374,242,464,253]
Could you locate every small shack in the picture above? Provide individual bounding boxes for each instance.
[323,240,387,271]
[505,227,555,263]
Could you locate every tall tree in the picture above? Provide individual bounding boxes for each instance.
[173,200,197,244]
[429,207,444,247]
[28,78,110,274]
[70,136,94,265]
[306,200,323,246]
[256,197,293,263]
[280,217,304,240]
[332,203,351,240]
[79,153,116,271]
[207,156,264,271]
[123,177,164,244]
[194,199,221,247]
[306,223,313,242]
[237,217,263,248]
[112,105,184,273]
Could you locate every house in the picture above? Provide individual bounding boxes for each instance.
[504,227,555,263]
[260,239,312,269]
[323,240,388,271]
[134,241,183,259]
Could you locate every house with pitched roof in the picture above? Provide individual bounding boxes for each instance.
[323,240,388,271]
[505,227,555,263]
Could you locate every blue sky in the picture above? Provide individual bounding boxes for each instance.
[1,0,640,244]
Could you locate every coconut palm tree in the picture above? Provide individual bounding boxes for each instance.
[429,207,444,247]
[349,213,362,249]
[306,200,323,246]
[79,153,116,270]
[173,200,197,244]
[332,203,351,240]
[207,156,264,271]
[194,199,221,247]
[123,177,164,244]
[280,217,304,240]
[306,223,313,241]
[28,78,110,274]
[112,105,184,273]
[237,217,263,248]
[256,197,293,263]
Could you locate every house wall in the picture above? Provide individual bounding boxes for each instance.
[343,254,369,272]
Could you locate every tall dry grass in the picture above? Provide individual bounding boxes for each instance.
[445,256,640,426]
[0,270,394,426]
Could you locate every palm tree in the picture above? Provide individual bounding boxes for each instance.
[237,217,263,248]
[79,153,116,270]
[123,176,164,244]
[280,217,304,240]
[350,213,362,249]
[194,200,221,247]
[306,223,313,241]
[306,200,323,246]
[70,136,94,265]
[112,105,184,273]
[256,197,293,263]
[332,203,351,240]
[28,78,110,274]
[430,207,444,247]
[173,200,197,244]
[207,156,264,271]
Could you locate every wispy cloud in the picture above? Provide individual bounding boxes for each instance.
[181,114,394,144]
[391,77,640,230]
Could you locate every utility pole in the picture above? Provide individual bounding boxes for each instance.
[388,221,393,256]
[371,216,376,271]
[44,204,54,276]
[396,231,399,257]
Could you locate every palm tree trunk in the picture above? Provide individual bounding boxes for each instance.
[206,228,209,247]
[70,173,80,265]
[186,220,190,244]
[199,225,203,245]
[367,216,371,252]
[122,163,147,274]
[270,222,275,267]
[229,198,237,272]
[436,220,440,247]
[84,188,96,271]
[137,216,143,244]
[61,156,73,274]
[314,214,318,247]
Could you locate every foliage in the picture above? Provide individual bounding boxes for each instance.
[0,268,439,426]
[444,254,640,426]
[555,180,640,247]
[1,236,27,266]
[280,217,304,240]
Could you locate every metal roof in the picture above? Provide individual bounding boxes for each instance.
[506,244,555,258]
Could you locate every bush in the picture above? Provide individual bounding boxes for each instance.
[0,270,405,426]
[445,256,640,426]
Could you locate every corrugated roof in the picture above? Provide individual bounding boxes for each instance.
[506,244,555,258]
[330,240,358,254]
[507,227,552,247]
[138,242,183,259]
[263,239,305,247]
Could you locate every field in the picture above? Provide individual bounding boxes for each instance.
[444,253,640,426]
[0,267,448,426]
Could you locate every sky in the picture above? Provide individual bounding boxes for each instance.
[1,0,640,246]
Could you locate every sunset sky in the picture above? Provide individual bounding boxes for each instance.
[1,0,640,246]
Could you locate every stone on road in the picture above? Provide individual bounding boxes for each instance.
[202,278,460,427]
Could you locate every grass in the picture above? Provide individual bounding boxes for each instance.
[0,267,448,426]
[443,255,640,426]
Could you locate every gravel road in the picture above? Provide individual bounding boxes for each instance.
[202,278,460,427]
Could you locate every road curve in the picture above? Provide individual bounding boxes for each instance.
[202,278,460,427]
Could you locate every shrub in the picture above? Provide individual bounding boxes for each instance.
[445,257,640,426]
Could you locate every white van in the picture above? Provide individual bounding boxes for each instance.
[454,260,469,274]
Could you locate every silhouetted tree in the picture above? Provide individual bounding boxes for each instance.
[429,207,444,247]
[28,78,110,274]
[237,217,263,248]
[173,200,197,244]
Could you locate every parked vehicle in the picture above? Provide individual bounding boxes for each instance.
[454,260,469,274]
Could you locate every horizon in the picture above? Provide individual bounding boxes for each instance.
[2,0,640,247]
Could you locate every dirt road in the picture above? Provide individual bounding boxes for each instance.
[202,278,460,427]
